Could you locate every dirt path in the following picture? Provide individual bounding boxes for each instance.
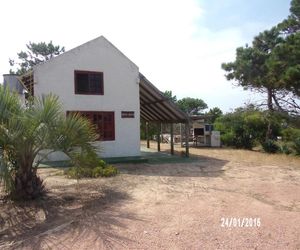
[1,143,300,249]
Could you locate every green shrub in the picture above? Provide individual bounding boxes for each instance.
[91,166,102,178]
[221,131,235,147]
[71,150,99,169]
[65,159,119,179]
[292,137,300,155]
[102,165,119,177]
[261,140,280,153]
[281,128,300,141]
[214,108,281,150]
[65,166,93,178]
[98,160,106,168]
[65,167,79,179]
[279,143,293,155]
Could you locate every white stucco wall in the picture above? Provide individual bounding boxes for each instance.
[33,36,140,160]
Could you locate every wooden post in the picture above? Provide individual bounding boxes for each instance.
[157,122,161,152]
[185,122,190,157]
[146,122,150,148]
[170,123,174,155]
[180,123,184,148]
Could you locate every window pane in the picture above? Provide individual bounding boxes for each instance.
[75,71,103,94]
[205,125,210,131]
[93,114,97,122]
[103,123,110,129]
[104,114,112,122]
[76,73,89,93]
[104,131,113,139]
[89,73,102,93]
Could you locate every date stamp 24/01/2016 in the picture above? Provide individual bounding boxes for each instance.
[220,217,261,228]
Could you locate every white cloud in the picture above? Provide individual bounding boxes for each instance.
[0,0,269,111]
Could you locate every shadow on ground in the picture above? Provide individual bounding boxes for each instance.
[0,186,139,249]
[118,152,229,178]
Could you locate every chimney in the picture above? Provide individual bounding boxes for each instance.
[3,74,24,95]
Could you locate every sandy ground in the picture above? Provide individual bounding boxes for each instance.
[0,142,300,249]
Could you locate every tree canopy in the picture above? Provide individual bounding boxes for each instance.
[279,0,300,34]
[206,107,223,123]
[177,97,208,115]
[222,0,300,115]
[9,41,65,75]
[163,90,208,115]
[163,90,177,103]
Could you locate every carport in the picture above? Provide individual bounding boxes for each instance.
[139,73,190,157]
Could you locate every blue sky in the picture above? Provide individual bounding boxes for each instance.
[200,0,289,33]
[0,0,292,112]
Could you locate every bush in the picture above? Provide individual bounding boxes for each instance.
[65,158,119,179]
[214,108,279,150]
[98,160,106,167]
[92,166,104,178]
[280,128,300,156]
[221,132,236,147]
[102,165,119,177]
[65,165,93,178]
[65,167,80,179]
[292,137,300,155]
[281,128,300,141]
[261,140,280,153]
[220,131,254,149]
[278,143,293,155]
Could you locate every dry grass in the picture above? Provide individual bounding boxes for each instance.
[190,147,300,167]
[0,142,299,249]
[143,140,300,168]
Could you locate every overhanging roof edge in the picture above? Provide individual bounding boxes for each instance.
[139,73,189,123]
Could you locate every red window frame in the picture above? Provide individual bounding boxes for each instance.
[67,111,115,141]
[74,70,104,95]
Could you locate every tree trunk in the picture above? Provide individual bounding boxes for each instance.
[267,87,274,111]
[266,121,273,140]
[266,88,274,140]
[13,168,45,200]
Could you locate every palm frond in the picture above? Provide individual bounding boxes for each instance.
[52,112,98,155]
[0,87,101,198]
[0,85,21,125]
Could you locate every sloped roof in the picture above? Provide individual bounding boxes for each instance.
[33,36,138,71]
[139,73,189,123]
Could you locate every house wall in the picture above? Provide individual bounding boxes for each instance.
[33,37,140,160]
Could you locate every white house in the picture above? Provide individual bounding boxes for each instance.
[4,36,189,160]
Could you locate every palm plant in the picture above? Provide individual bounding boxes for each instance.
[0,86,97,199]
